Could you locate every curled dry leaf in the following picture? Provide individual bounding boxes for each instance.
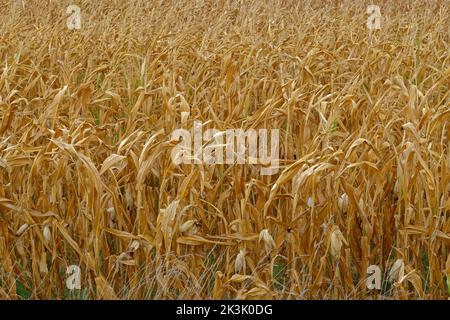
[235,249,246,274]
[389,259,405,283]
[259,229,276,254]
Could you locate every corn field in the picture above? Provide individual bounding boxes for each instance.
[0,0,449,300]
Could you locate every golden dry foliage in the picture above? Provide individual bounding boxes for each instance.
[0,0,449,299]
